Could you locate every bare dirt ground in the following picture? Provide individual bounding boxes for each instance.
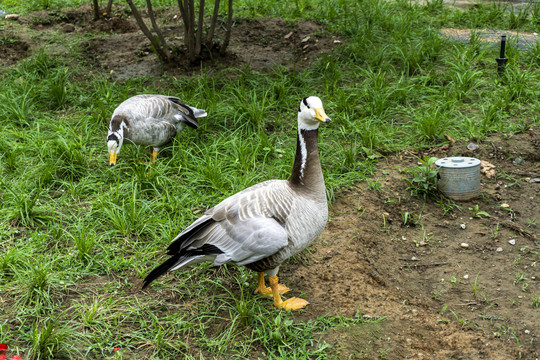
[291,131,540,359]
[1,5,539,359]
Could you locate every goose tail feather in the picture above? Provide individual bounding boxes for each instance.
[142,244,224,288]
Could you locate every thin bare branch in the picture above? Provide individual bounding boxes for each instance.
[126,0,169,62]
[146,0,171,60]
[177,0,189,41]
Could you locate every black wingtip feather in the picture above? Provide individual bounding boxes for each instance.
[184,119,199,129]
[167,217,215,255]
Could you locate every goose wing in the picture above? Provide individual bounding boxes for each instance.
[114,94,205,129]
[175,180,292,264]
[143,180,292,287]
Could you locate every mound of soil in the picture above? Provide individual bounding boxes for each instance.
[0,35,29,66]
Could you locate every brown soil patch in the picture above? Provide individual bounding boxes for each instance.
[1,4,343,79]
[0,33,30,66]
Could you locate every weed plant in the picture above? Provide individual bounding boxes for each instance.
[0,0,540,358]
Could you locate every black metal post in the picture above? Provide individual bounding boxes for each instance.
[496,35,508,75]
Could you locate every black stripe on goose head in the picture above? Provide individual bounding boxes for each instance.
[107,134,119,143]
[299,97,309,112]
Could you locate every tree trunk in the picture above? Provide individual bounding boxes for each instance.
[92,0,100,20]
[194,0,205,56]
[206,0,221,46]
[222,0,233,50]
[106,0,114,15]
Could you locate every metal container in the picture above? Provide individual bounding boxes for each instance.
[435,157,481,200]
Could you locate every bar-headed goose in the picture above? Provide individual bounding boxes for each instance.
[142,96,330,310]
[107,94,206,165]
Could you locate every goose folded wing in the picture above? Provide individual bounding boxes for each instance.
[187,215,289,266]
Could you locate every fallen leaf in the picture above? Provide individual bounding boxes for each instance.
[444,134,456,143]
[480,160,496,178]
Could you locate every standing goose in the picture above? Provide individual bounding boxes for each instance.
[107,94,207,165]
[142,96,330,310]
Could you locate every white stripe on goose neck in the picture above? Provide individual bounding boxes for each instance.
[298,130,307,180]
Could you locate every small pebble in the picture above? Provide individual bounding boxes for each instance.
[467,143,479,151]
[301,36,310,42]
[460,223,466,229]
[463,274,469,279]
[5,13,19,20]
[460,242,469,248]
[508,239,516,245]
[62,24,75,33]
[525,330,530,334]
[496,247,503,252]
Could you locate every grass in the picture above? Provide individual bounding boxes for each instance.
[0,0,539,358]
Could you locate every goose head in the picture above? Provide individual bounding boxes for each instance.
[107,115,128,166]
[297,96,331,130]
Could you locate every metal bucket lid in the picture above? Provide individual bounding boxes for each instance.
[435,157,481,169]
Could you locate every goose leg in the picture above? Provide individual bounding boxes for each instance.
[254,272,290,296]
[151,147,159,163]
[269,276,309,310]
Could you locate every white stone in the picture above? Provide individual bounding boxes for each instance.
[460,223,466,229]
[508,239,516,245]
[460,243,469,248]
[496,247,503,252]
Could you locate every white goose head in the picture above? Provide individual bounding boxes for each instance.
[107,115,128,166]
[297,96,331,130]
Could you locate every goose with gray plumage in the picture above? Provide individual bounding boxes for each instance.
[142,96,330,310]
[107,94,206,165]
